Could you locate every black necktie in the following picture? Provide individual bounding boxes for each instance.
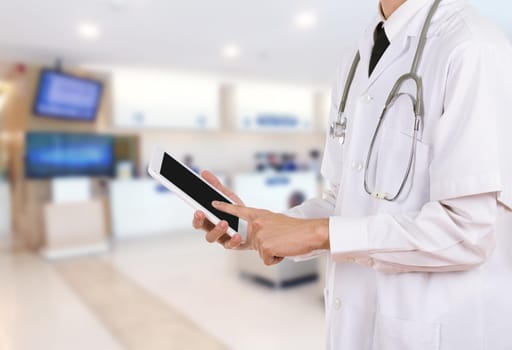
[369,22,390,76]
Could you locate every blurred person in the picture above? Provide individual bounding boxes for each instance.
[192,0,512,349]
[280,153,298,172]
[254,152,268,172]
[266,152,281,171]
[287,191,306,209]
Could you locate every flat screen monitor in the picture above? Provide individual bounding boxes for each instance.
[25,132,115,179]
[33,69,103,122]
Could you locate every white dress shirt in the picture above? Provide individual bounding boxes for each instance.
[379,0,433,41]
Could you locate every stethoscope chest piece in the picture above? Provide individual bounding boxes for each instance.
[330,115,347,145]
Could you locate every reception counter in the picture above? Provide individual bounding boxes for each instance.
[110,171,319,239]
[232,171,320,286]
[110,179,194,239]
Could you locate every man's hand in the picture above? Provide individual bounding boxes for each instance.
[191,170,249,250]
[212,201,330,266]
[192,170,330,265]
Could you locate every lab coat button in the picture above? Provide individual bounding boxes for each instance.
[334,298,341,310]
[351,161,364,172]
[360,93,373,104]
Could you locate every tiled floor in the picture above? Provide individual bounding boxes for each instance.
[0,232,325,350]
[0,253,122,350]
[56,258,227,350]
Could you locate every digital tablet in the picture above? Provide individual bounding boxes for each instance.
[148,147,246,237]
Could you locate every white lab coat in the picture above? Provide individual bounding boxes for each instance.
[287,1,512,349]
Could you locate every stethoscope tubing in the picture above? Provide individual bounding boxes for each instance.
[331,0,442,202]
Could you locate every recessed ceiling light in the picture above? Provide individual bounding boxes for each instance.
[77,22,101,40]
[295,11,317,30]
[222,44,241,59]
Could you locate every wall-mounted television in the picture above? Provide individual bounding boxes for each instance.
[33,69,104,122]
[25,132,114,179]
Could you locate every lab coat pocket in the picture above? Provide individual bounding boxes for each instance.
[372,314,441,350]
[371,125,431,207]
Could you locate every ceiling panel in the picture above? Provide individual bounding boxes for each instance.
[0,0,509,84]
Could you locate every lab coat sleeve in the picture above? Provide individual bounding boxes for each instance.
[329,39,506,272]
[329,192,497,273]
[283,183,338,261]
[429,41,503,203]
[284,183,337,219]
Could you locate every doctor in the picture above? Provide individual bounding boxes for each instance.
[192,0,512,348]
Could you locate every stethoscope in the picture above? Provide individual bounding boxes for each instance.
[330,0,442,202]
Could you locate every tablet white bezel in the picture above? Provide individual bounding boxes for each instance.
[148,147,243,237]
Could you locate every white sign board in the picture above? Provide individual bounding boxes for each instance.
[113,68,219,129]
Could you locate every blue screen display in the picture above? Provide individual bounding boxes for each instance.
[25,132,115,179]
[33,70,103,121]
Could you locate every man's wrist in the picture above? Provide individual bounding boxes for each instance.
[312,218,330,250]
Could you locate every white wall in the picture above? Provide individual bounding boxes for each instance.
[112,68,219,129]
[107,67,330,178]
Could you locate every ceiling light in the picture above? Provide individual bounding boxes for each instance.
[295,12,317,30]
[222,44,240,59]
[77,22,101,40]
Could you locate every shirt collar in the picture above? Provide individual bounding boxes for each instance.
[378,0,433,42]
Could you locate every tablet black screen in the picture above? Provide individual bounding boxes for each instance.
[160,153,239,231]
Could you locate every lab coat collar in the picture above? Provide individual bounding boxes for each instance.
[379,0,433,41]
[396,0,468,39]
[358,0,465,88]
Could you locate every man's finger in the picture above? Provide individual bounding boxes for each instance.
[261,252,283,266]
[201,170,222,188]
[192,211,205,229]
[205,221,229,243]
[223,234,242,249]
[237,239,252,250]
[201,170,243,204]
[211,201,257,220]
[269,257,284,265]
[217,233,232,245]
[192,211,214,231]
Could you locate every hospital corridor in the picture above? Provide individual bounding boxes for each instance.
[1,0,511,349]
